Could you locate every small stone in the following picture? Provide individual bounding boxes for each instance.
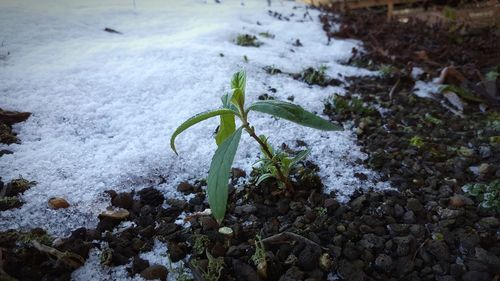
[324,198,339,210]
[394,204,405,217]
[449,195,465,208]
[478,217,499,228]
[350,195,366,213]
[403,211,416,224]
[374,254,392,272]
[437,208,463,219]
[336,225,346,232]
[406,198,423,212]
[199,216,218,231]
[234,204,257,215]
[176,182,193,193]
[168,242,186,262]
[138,187,164,206]
[99,208,130,220]
[48,197,70,209]
[231,168,246,179]
[462,271,490,281]
[111,192,133,209]
[140,265,168,281]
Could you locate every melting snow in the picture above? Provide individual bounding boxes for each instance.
[0,1,390,276]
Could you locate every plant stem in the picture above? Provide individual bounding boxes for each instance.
[242,122,293,192]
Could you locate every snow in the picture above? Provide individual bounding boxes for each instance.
[0,0,389,259]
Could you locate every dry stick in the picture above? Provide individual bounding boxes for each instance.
[31,241,85,269]
[389,77,401,101]
[261,232,323,250]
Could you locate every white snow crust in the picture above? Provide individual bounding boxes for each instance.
[0,0,391,271]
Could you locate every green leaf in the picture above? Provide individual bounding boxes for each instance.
[207,127,243,223]
[231,71,246,92]
[170,109,238,154]
[249,100,342,131]
[215,114,236,145]
[231,71,246,108]
[439,84,483,103]
[256,173,274,186]
[290,149,311,166]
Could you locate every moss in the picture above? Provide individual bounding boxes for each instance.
[0,196,22,211]
[300,66,328,86]
[235,34,262,47]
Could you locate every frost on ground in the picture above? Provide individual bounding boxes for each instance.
[0,0,387,241]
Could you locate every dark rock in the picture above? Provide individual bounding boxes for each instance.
[111,192,133,209]
[177,182,193,194]
[138,187,164,206]
[402,211,416,224]
[232,168,246,179]
[129,256,149,275]
[279,266,304,281]
[199,216,218,231]
[167,242,186,262]
[235,204,257,215]
[406,198,423,212]
[140,265,168,281]
[374,254,392,272]
[427,240,450,262]
[350,195,367,213]
[297,244,321,271]
[462,271,490,281]
[232,259,261,281]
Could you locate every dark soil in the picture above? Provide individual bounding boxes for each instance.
[1,7,500,281]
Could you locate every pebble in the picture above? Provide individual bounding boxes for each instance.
[140,265,168,281]
[48,197,70,209]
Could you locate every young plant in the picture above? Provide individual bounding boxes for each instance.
[254,139,310,189]
[170,71,341,223]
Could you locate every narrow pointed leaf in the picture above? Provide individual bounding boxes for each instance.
[256,173,274,186]
[249,100,342,131]
[170,109,238,154]
[207,127,243,223]
[230,71,246,108]
[290,149,311,166]
[215,114,236,145]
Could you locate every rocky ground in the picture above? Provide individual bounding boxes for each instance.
[1,6,499,281]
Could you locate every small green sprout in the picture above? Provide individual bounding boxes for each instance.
[235,34,262,47]
[300,66,328,86]
[409,136,424,148]
[170,71,341,223]
[462,179,500,211]
[258,31,275,39]
[379,64,398,77]
[251,235,267,278]
[254,141,310,189]
[192,251,224,281]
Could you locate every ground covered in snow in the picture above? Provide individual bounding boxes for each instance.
[0,0,386,237]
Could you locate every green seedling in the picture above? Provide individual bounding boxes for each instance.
[300,66,328,86]
[251,235,267,279]
[254,141,310,189]
[192,251,224,281]
[170,71,341,223]
[409,136,424,148]
[235,34,262,47]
